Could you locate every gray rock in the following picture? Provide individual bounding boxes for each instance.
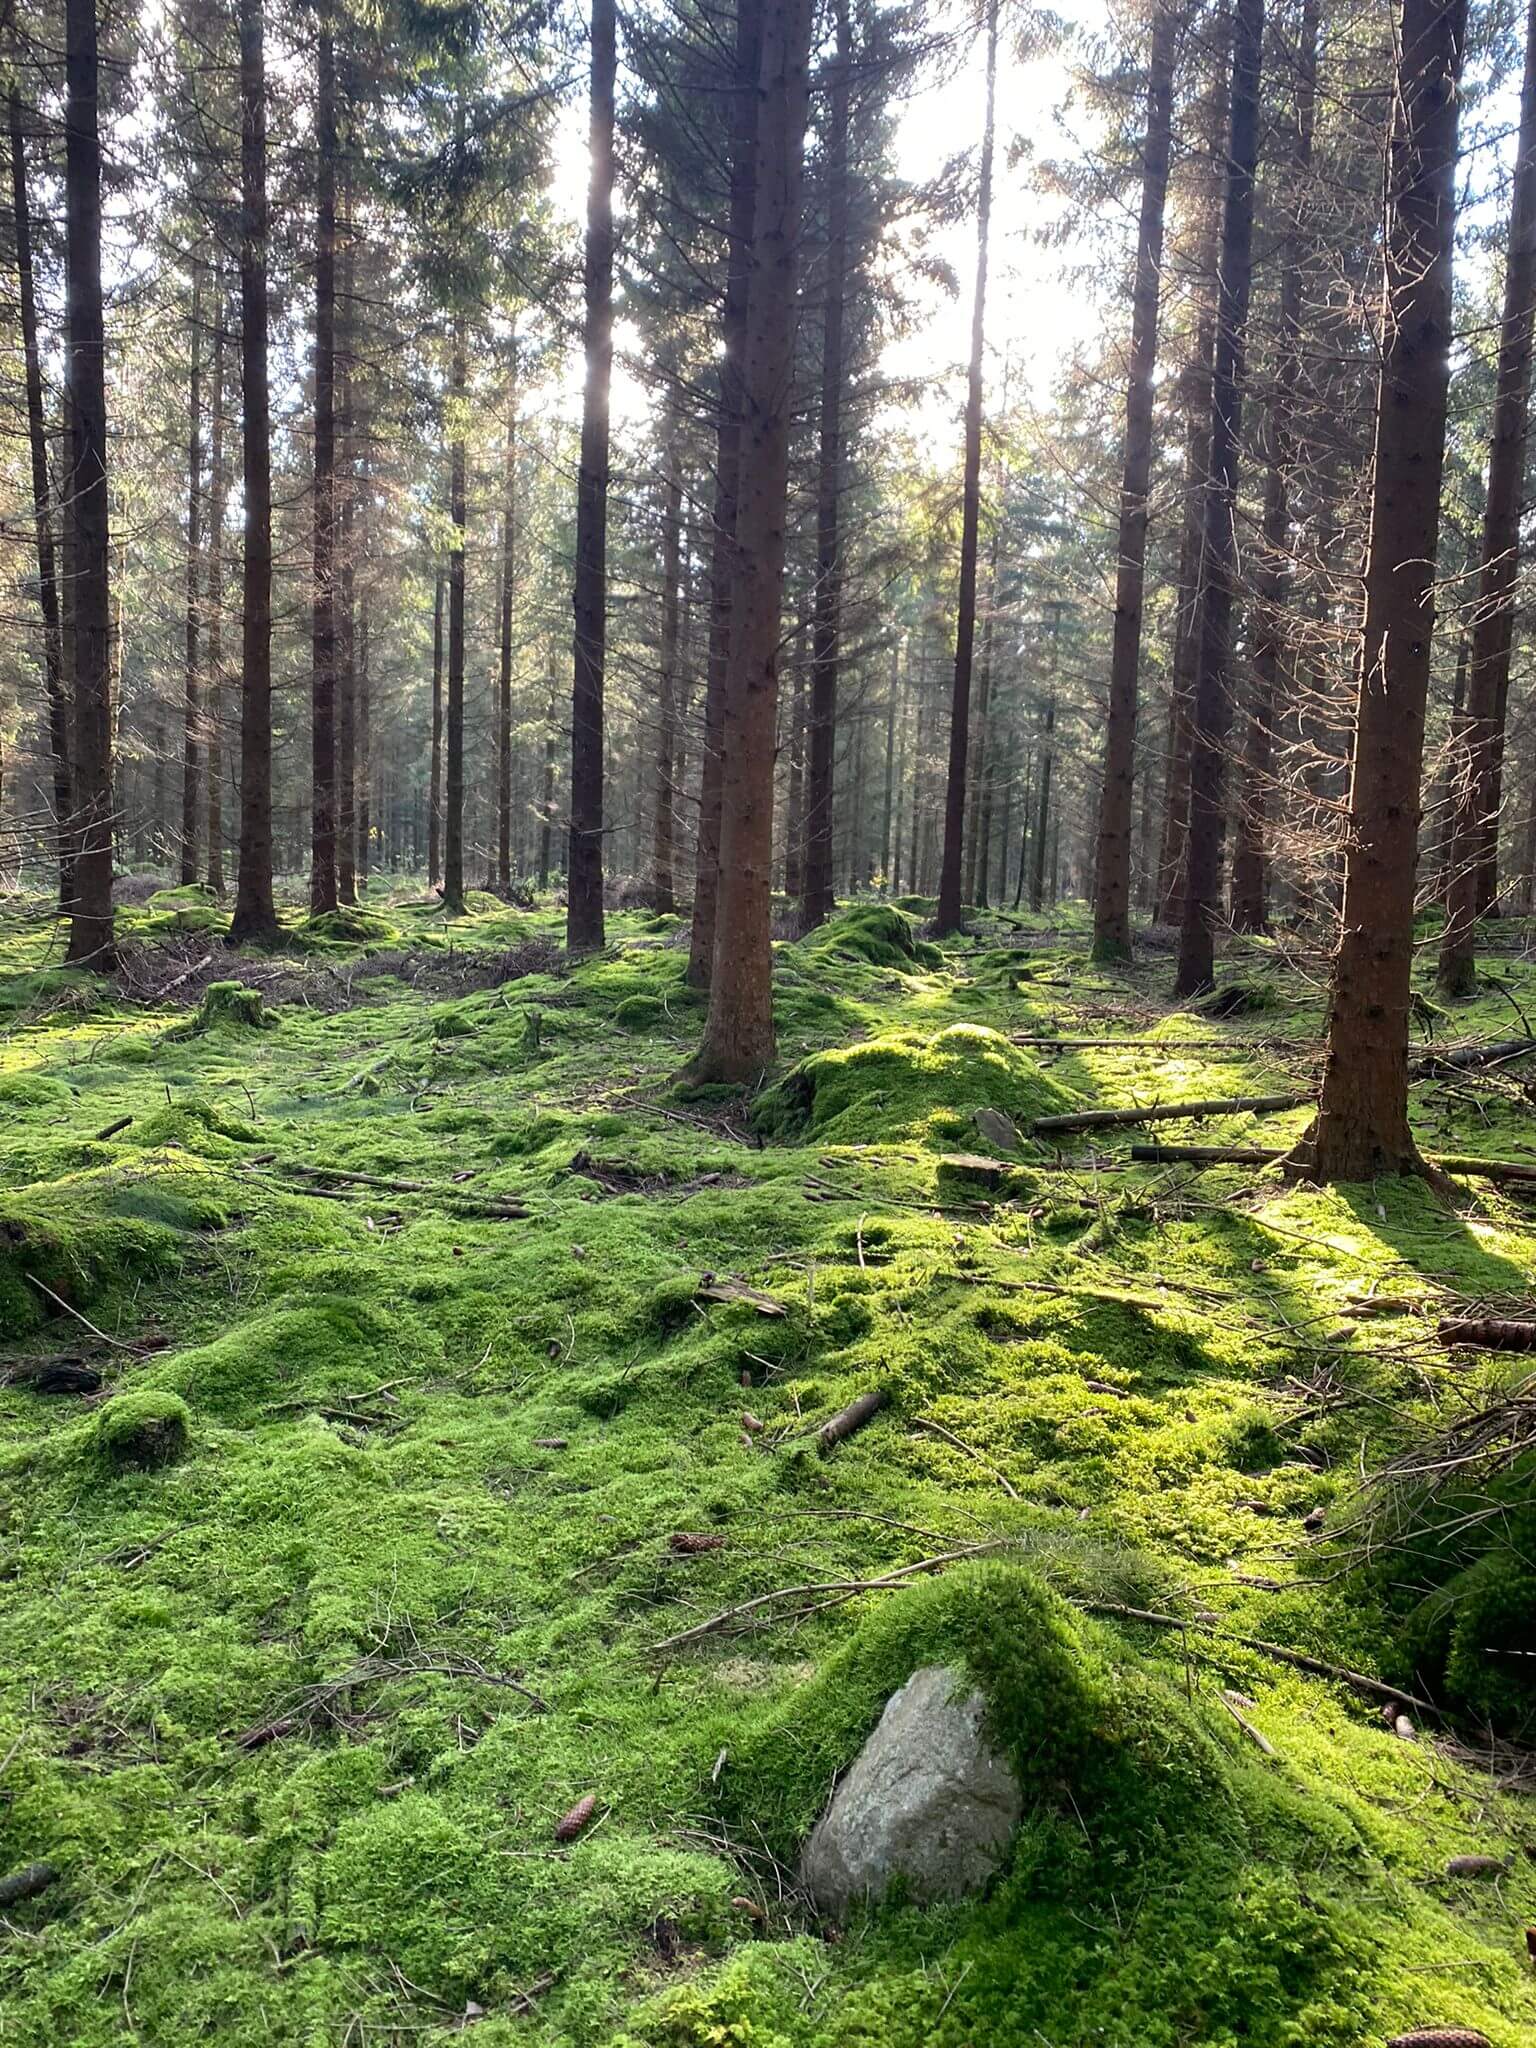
[799,1665,1022,1915]
[973,1106,1020,1152]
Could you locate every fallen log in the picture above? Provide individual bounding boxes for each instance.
[1130,1143,1536,1185]
[0,1862,59,1909]
[695,1275,787,1316]
[1422,1153,1536,1184]
[1412,1035,1536,1077]
[93,1115,134,1142]
[1436,1317,1536,1351]
[817,1388,887,1454]
[257,1160,529,1217]
[1033,1091,1309,1136]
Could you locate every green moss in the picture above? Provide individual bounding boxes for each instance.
[300,906,399,945]
[615,994,664,1030]
[166,980,274,1037]
[754,1023,1075,1146]
[91,1392,192,1471]
[795,903,941,971]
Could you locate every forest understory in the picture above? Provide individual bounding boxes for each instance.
[2,885,1535,2047]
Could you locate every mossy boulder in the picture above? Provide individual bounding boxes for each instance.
[614,994,663,1031]
[301,906,399,946]
[795,904,941,972]
[754,1023,1075,1147]
[93,1392,191,1472]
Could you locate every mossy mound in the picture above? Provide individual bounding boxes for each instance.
[0,1180,190,1339]
[754,1023,1075,1146]
[300,906,399,947]
[166,981,274,1038]
[717,1564,1244,1875]
[795,903,941,972]
[0,1071,71,1108]
[126,1098,261,1157]
[93,1392,191,1471]
[141,1295,402,1422]
[614,993,663,1030]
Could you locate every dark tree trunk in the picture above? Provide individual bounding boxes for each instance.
[1231,0,1319,933]
[179,258,204,885]
[689,0,763,986]
[538,647,558,889]
[497,367,517,896]
[567,0,616,954]
[429,565,443,886]
[1288,0,1467,1180]
[357,597,370,886]
[309,24,339,913]
[444,314,468,913]
[801,0,852,930]
[230,0,278,943]
[1174,0,1264,997]
[935,0,999,934]
[206,279,227,897]
[7,84,71,911]
[1438,0,1536,992]
[881,640,899,891]
[783,653,804,900]
[336,180,357,906]
[1030,671,1056,913]
[653,431,682,912]
[691,0,815,1079]
[63,0,114,965]
[1091,2,1177,960]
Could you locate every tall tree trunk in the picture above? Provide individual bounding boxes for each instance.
[539,645,558,889]
[934,0,999,934]
[429,564,443,886]
[179,258,204,885]
[7,84,71,912]
[1173,0,1264,997]
[783,654,805,900]
[230,0,278,942]
[309,22,339,912]
[336,178,357,906]
[1288,0,1467,1180]
[568,0,616,953]
[444,313,468,913]
[497,364,517,896]
[1091,2,1177,960]
[653,432,682,912]
[689,0,764,985]
[1231,0,1319,932]
[63,0,114,965]
[801,0,852,930]
[1437,0,1536,992]
[206,279,227,897]
[357,600,371,886]
[691,0,815,1079]
[881,640,900,890]
[1030,621,1058,914]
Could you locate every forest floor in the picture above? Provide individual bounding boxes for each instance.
[2,880,1535,2048]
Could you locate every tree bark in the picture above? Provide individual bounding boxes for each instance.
[935,0,999,934]
[801,0,852,930]
[229,0,278,943]
[63,0,114,965]
[336,173,357,907]
[357,592,370,886]
[567,0,616,954]
[206,277,227,897]
[1231,0,1319,934]
[7,84,71,912]
[1287,0,1467,1181]
[309,23,339,913]
[538,644,558,888]
[497,363,517,896]
[444,312,468,913]
[1091,3,1177,960]
[653,428,682,912]
[1437,0,1536,992]
[689,0,764,986]
[1173,0,1264,997]
[179,257,204,885]
[429,564,443,886]
[690,0,815,1080]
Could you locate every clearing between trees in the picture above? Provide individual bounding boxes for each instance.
[1,890,1535,2047]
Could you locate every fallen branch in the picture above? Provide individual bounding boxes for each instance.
[0,1861,59,1909]
[647,1541,1007,1655]
[1436,1317,1536,1351]
[22,1275,147,1352]
[818,1388,887,1453]
[695,1275,787,1316]
[254,1159,529,1217]
[93,1115,134,1142]
[1032,1091,1310,1136]
[1130,1143,1536,1185]
[1412,1035,1536,1077]
[911,1416,1020,1499]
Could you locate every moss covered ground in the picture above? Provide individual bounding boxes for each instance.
[2,882,1535,2047]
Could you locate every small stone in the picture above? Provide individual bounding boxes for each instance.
[799,1665,1022,1915]
[973,1107,1020,1152]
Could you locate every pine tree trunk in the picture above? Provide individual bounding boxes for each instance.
[179,258,204,885]
[357,597,370,886]
[1030,677,1056,914]
[801,0,852,930]
[206,278,227,897]
[336,178,357,907]
[444,313,468,914]
[1173,0,1264,997]
[63,0,115,965]
[429,565,443,886]
[881,640,899,890]
[691,0,815,1080]
[7,84,71,912]
[1231,0,1319,933]
[538,647,558,889]
[1437,0,1536,991]
[967,532,1002,909]
[1091,2,1177,960]
[653,432,682,912]
[689,0,764,986]
[497,367,517,896]
[935,0,999,934]
[230,0,277,942]
[567,0,616,954]
[1290,0,1467,1181]
[309,24,339,912]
